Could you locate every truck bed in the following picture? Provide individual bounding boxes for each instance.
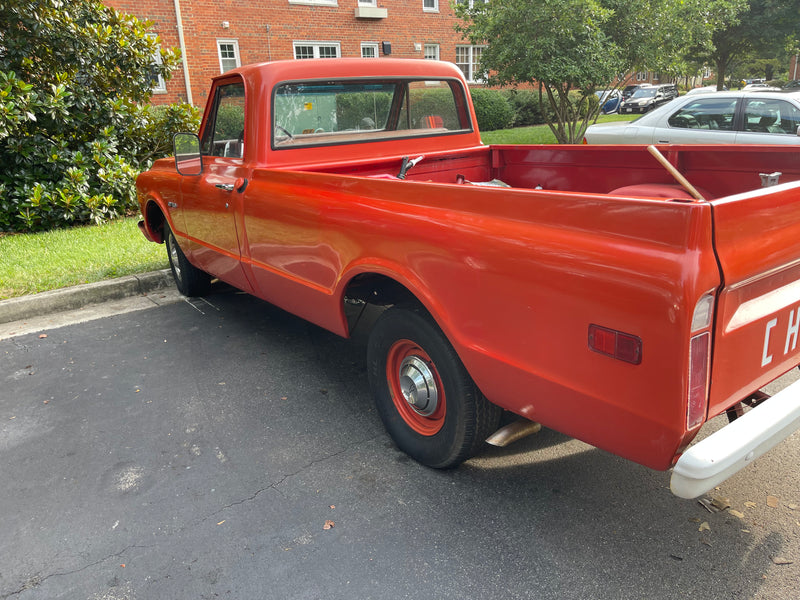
[302,144,800,200]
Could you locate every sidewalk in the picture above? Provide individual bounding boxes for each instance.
[0,269,179,339]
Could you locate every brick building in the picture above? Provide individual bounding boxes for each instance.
[104,0,484,107]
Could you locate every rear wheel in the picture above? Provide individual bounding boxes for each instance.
[164,225,211,297]
[367,305,501,468]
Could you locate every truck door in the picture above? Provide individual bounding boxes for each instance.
[181,78,250,290]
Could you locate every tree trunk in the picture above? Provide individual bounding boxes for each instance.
[715,54,729,91]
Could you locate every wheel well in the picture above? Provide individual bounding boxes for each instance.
[344,273,420,308]
[343,273,427,336]
[144,200,167,244]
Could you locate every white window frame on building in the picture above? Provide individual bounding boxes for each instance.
[636,71,648,82]
[361,42,379,58]
[217,39,241,73]
[424,44,439,60]
[293,41,341,59]
[358,0,377,5]
[423,0,439,12]
[147,33,167,93]
[455,45,485,83]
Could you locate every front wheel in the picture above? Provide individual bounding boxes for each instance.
[164,225,211,297]
[367,306,501,468]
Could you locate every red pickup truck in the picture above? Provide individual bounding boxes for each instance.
[136,58,800,498]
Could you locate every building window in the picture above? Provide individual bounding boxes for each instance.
[424,44,439,60]
[455,45,485,82]
[423,0,438,11]
[217,40,241,73]
[636,71,648,82]
[456,0,485,7]
[361,43,379,58]
[358,0,377,4]
[294,42,341,59]
[147,34,167,93]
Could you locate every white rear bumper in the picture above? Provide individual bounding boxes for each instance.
[670,376,800,499]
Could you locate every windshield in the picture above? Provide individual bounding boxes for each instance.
[631,88,657,99]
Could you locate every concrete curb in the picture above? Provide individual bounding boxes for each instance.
[0,270,175,325]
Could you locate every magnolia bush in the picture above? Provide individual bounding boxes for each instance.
[0,0,200,232]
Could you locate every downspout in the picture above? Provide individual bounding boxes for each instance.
[173,0,193,105]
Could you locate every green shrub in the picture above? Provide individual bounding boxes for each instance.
[502,89,555,126]
[0,0,198,233]
[469,88,515,131]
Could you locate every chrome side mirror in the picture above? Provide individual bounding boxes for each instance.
[174,133,203,176]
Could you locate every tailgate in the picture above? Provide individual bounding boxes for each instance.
[710,180,800,417]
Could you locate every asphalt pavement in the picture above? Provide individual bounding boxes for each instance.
[0,276,798,599]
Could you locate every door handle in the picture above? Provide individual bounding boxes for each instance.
[215,183,235,192]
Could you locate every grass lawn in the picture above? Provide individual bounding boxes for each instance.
[0,217,168,300]
[482,114,636,144]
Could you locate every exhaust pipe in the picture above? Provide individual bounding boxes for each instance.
[486,419,542,447]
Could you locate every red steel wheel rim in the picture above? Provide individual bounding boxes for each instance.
[386,339,446,436]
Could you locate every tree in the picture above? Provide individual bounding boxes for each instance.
[0,0,198,232]
[455,0,745,143]
[691,0,800,89]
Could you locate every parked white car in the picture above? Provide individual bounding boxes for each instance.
[584,91,800,145]
[742,83,781,91]
[684,85,725,95]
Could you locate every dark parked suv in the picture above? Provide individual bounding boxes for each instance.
[620,83,678,114]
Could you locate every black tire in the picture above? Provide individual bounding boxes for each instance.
[367,305,501,468]
[164,225,211,297]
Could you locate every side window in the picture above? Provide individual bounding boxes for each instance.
[667,98,737,130]
[743,99,800,134]
[201,81,246,158]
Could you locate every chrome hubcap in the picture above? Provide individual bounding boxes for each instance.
[398,356,438,416]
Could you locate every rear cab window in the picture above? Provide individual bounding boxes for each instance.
[272,77,472,148]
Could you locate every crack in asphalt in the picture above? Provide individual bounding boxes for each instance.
[0,544,155,599]
[206,433,380,520]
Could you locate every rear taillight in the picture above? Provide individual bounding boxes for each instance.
[686,294,715,429]
[687,332,711,429]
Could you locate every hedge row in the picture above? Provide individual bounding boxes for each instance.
[470,88,557,131]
